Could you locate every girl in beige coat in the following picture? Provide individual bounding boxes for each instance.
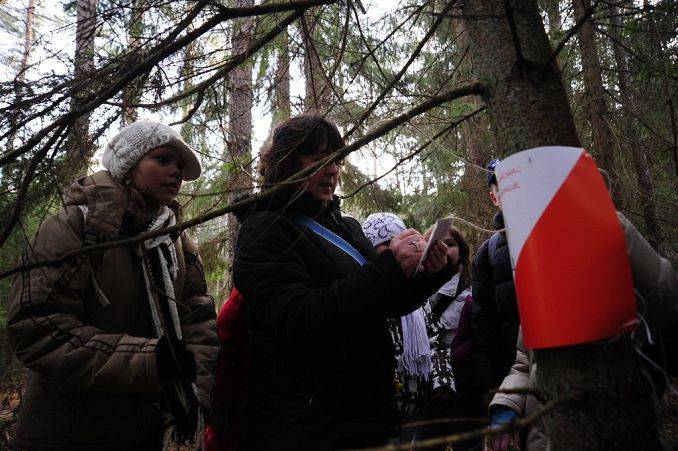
[7,122,218,450]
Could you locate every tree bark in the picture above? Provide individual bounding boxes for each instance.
[462,1,661,448]
[643,0,677,176]
[65,0,99,177]
[573,0,619,204]
[544,0,573,100]
[273,28,291,123]
[608,2,661,250]
[451,16,495,249]
[463,1,578,153]
[225,0,255,293]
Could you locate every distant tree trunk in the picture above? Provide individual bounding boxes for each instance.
[302,12,330,112]
[1,0,36,192]
[225,0,255,293]
[643,0,677,176]
[545,0,561,40]
[1,0,37,377]
[462,1,661,449]
[608,2,661,250]
[273,28,291,124]
[121,0,145,126]
[65,0,98,177]
[179,28,198,148]
[451,17,495,248]
[573,0,619,204]
[5,0,36,154]
[544,0,573,100]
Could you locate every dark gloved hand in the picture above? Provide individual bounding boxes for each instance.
[156,335,197,383]
[163,378,200,444]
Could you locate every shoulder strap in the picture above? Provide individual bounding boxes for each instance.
[290,214,367,266]
[487,231,502,268]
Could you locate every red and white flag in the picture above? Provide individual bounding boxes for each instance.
[496,146,636,349]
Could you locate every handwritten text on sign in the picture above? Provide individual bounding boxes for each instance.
[497,165,522,199]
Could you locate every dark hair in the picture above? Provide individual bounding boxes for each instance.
[259,113,345,188]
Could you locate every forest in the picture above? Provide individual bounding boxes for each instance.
[0,0,676,449]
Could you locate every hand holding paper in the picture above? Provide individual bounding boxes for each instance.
[390,229,428,276]
[412,217,454,276]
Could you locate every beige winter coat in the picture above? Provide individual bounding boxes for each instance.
[489,213,678,451]
[6,171,218,449]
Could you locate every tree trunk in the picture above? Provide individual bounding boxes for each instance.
[462,1,661,449]
[302,12,331,112]
[545,0,561,41]
[544,0,573,100]
[463,2,578,152]
[451,16,495,249]
[573,0,619,204]
[225,0,255,293]
[608,2,661,250]
[643,0,677,176]
[65,0,99,177]
[273,28,291,123]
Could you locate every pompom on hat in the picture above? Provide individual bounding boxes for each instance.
[362,212,406,248]
[102,121,202,182]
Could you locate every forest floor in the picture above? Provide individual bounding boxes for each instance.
[0,370,677,449]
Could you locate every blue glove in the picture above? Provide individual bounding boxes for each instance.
[490,406,520,427]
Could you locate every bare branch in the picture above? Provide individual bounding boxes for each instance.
[344,0,459,139]
[545,0,604,69]
[0,82,484,279]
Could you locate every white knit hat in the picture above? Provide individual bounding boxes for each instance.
[102,121,202,181]
[362,212,406,248]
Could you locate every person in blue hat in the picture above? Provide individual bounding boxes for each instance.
[467,158,521,416]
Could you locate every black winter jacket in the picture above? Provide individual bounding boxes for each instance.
[469,211,520,391]
[233,192,450,450]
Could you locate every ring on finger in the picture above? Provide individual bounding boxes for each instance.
[409,241,420,252]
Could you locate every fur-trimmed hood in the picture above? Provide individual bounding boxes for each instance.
[63,170,182,237]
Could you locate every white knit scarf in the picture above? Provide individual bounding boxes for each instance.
[400,272,466,380]
[401,307,432,380]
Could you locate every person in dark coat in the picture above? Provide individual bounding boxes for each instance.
[232,113,452,450]
[469,158,520,411]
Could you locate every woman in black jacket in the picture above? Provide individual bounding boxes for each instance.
[233,114,452,450]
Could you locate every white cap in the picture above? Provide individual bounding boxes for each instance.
[362,212,406,248]
[102,121,201,181]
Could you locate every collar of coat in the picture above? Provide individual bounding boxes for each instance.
[63,169,183,238]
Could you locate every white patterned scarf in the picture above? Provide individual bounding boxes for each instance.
[139,207,181,339]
